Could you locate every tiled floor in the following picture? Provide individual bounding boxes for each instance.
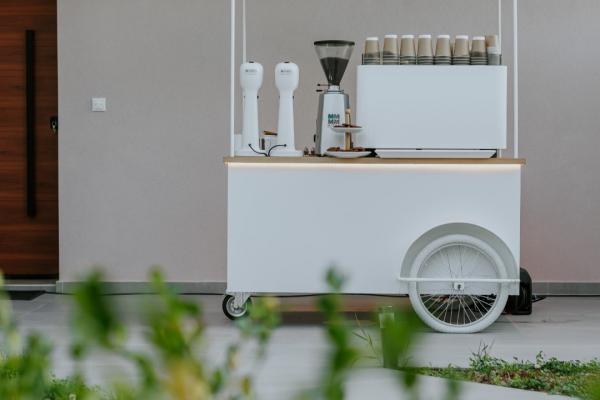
[8,293,597,399]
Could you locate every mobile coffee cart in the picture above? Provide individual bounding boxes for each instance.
[223,0,524,333]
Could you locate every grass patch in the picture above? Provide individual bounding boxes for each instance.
[416,348,600,399]
[0,362,108,399]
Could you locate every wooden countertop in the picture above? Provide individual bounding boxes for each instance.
[224,156,526,165]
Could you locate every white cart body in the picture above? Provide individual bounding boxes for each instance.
[226,159,521,297]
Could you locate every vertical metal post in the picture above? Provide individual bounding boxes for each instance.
[498,0,503,158]
[513,0,519,158]
[498,0,502,52]
[242,0,247,63]
[230,0,236,157]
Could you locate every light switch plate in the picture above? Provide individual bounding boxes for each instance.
[91,97,107,112]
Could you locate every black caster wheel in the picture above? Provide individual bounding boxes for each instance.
[222,295,251,320]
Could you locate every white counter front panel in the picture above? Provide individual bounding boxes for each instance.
[227,162,520,294]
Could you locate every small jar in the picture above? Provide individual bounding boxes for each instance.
[260,131,278,152]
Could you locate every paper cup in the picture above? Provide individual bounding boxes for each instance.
[400,35,416,57]
[383,34,398,55]
[417,34,433,57]
[485,34,499,49]
[471,36,487,55]
[364,37,380,56]
[453,35,470,57]
[435,35,451,58]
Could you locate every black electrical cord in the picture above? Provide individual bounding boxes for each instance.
[247,143,288,157]
[532,294,547,303]
[32,292,407,298]
[253,293,408,298]
[267,144,287,156]
[27,291,223,297]
[248,144,267,156]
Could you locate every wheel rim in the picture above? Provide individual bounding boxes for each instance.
[226,297,247,318]
[415,242,502,329]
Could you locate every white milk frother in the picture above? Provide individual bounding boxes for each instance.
[237,61,263,156]
[270,62,303,157]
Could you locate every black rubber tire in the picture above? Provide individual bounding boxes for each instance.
[504,267,533,315]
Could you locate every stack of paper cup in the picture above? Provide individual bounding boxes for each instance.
[362,37,381,65]
[363,32,498,66]
[399,35,416,64]
[486,35,501,65]
[382,34,399,65]
[434,35,451,65]
[417,34,433,65]
[470,36,488,65]
[452,35,470,65]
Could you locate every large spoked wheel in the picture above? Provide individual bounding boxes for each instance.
[408,234,509,333]
[222,295,251,320]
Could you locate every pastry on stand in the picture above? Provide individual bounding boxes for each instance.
[325,108,371,158]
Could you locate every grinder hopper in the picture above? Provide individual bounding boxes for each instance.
[314,40,355,88]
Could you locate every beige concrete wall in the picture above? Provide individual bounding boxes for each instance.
[57,0,228,282]
[58,0,600,284]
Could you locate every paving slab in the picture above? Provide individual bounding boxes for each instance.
[4,293,597,398]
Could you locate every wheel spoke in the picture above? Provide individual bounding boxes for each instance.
[442,249,454,278]
[429,296,449,317]
[473,295,496,308]
[422,295,440,309]
[457,296,472,324]
[448,295,454,324]
[459,245,464,277]
[467,294,485,317]
[472,295,497,313]
[463,295,480,322]
[440,296,450,322]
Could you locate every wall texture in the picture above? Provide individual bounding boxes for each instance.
[58,0,228,283]
[58,0,600,286]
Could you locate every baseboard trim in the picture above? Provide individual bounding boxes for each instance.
[15,281,600,296]
[4,280,57,292]
[55,280,226,294]
[533,282,600,296]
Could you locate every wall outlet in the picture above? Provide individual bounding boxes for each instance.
[91,97,107,112]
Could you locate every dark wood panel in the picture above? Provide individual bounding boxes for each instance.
[0,163,58,194]
[0,0,58,278]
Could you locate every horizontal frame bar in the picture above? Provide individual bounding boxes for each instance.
[398,277,520,283]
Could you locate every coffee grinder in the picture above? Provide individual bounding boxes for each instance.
[313,40,355,155]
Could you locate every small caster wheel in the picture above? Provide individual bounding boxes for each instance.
[222,295,251,320]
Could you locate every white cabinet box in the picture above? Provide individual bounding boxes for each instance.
[355,65,507,150]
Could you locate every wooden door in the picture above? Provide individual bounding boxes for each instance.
[0,0,58,278]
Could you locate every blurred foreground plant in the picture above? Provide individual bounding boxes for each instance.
[1,274,100,399]
[2,267,460,399]
[297,269,460,400]
[0,269,281,400]
[69,268,281,399]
